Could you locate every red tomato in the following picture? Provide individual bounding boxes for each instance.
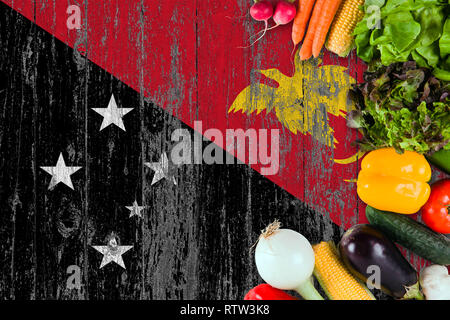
[244,284,298,300]
[421,179,450,234]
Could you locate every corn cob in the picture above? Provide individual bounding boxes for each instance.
[325,0,365,57]
[312,241,376,300]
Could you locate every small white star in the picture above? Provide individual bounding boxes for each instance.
[91,94,133,131]
[92,237,133,269]
[144,152,177,185]
[126,201,146,218]
[40,153,82,190]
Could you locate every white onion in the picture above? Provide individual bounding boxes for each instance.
[255,228,315,290]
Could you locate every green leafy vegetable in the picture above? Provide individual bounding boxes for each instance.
[440,19,450,57]
[347,61,450,155]
[354,0,450,80]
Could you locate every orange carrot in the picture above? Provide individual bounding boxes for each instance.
[312,0,343,58]
[292,0,316,46]
[299,0,324,60]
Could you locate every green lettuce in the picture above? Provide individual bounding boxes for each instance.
[355,0,450,80]
[347,61,450,155]
[440,19,450,57]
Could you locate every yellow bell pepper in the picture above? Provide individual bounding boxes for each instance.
[357,148,431,214]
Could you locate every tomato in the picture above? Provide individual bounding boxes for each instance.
[244,284,298,300]
[421,179,450,234]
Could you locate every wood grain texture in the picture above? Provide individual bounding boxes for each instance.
[0,1,392,300]
[0,5,36,299]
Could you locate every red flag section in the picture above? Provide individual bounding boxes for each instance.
[2,0,368,229]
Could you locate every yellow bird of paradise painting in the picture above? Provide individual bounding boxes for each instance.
[228,54,364,164]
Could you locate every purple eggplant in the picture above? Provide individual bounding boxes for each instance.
[338,224,423,300]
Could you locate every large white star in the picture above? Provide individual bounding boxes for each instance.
[125,201,146,218]
[91,94,133,131]
[40,153,82,190]
[144,152,177,186]
[92,237,133,269]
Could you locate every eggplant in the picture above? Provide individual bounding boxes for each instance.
[338,224,423,300]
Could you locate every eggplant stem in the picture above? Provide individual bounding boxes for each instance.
[295,277,325,300]
[403,282,424,300]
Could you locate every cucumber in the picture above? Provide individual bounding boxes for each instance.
[366,206,450,265]
[427,149,450,175]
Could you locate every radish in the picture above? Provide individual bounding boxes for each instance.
[250,0,274,22]
[244,0,274,47]
[244,1,297,47]
[254,220,324,300]
[272,1,296,26]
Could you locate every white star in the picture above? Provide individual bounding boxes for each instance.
[91,94,133,131]
[144,152,177,185]
[40,153,82,190]
[126,201,146,218]
[92,237,133,269]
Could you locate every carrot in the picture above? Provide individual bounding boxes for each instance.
[312,0,343,58]
[299,0,324,60]
[291,0,316,46]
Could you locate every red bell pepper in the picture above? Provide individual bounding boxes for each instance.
[421,179,450,234]
[244,284,298,300]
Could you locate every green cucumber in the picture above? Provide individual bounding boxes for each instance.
[366,206,450,265]
[427,149,450,175]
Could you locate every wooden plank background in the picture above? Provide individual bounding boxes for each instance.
[4,0,443,301]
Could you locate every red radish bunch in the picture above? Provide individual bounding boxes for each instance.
[246,0,297,46]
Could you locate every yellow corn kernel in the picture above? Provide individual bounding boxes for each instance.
[312,241,375,300]
[326,0,365,57]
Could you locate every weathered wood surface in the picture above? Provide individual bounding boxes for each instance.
[0,1,403,300]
